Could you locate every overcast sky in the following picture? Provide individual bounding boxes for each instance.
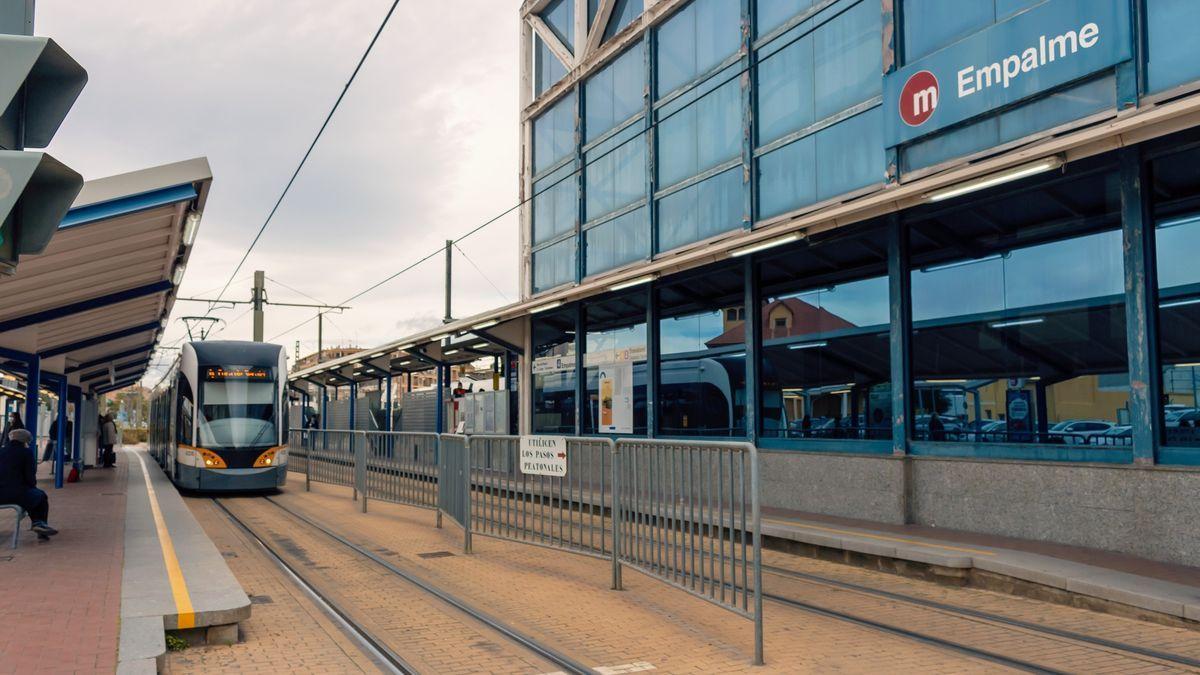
[37,0,522,382]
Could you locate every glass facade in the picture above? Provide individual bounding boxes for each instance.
[532,308,577,433]
[658,263,746,437]
[520,0,1200,465]
[583,292,648,434]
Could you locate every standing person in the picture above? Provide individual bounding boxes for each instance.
[41,416,58,464]
[100,414,118,468]
[0,429,57,539]
[2,411,23,439]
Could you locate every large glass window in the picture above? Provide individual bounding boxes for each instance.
[908,163,1129,449]
[199,372,277,449]
[601,0,643,42]
[585,207,649,275]
[755,1,883,219]
[583,293,648,434]
[535,36,568,97]
[586,124,645,222]
[534,92,577,175]
[657,68,740,188]
[657,167,742,252]
[534,163,577,245]
[532,309,578,433]
[542,0,576,54]
[532,237,576,293]
[658,263,746,437]
[757,0,813,38]
[902,0,1041,64]
[1151,141,1200,459]
[760,241,891,441]
[585,43,644,143]
[655,0,741,96]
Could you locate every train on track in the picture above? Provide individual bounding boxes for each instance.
[149,340,289,491]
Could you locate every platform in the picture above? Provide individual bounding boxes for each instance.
[761,506,1200,625]
[0,447,252,674]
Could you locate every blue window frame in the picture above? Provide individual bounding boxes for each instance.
[585,42,645,143]
[533,237,576,293]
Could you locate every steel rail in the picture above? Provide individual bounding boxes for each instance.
[212,499,417,675]
[762,563,1200,670]
[259,495,593,675]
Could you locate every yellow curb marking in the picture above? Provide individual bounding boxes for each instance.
[135,451,196,629]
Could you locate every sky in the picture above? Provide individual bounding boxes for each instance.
[36,0,523,383]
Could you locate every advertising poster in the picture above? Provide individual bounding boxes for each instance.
[599,361,634,434]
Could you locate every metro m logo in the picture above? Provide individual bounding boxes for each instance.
[899,70,939,127]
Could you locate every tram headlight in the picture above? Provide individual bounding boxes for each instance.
[254,447,284,468]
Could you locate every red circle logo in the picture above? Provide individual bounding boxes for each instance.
[899,70,939,127]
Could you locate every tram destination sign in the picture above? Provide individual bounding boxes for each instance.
[884,0,1130,146]
[519,435,567,477]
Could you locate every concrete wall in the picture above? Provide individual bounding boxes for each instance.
[758,450,1200,566]
[909,457,1200,567]
[759,451,906,525]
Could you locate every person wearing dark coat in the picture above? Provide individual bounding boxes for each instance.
[0,429,57,539]
[2,411,23,440]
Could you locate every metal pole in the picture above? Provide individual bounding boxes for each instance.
[444,239,453,323]
[24,354,40,462]
[385,374,393,432]
[317,312,323,362]
[71,389,83,472]
[54,378,66,489]
[252,270,265,342]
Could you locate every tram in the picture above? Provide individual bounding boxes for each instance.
[149,341,288,491]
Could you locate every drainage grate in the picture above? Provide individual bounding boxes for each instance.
[249,595,273,605]
[417,551,455,559]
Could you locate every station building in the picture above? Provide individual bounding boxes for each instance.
[292,0,1200,567]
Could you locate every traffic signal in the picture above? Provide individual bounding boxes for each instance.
[0,32,87,273]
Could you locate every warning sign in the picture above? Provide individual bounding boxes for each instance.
[519,436,567,477]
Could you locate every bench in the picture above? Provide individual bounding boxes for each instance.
[0,504,24,549]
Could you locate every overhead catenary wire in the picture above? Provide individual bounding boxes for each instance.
[454,242,512,303]
[204,0,403,311]
[263,10,841,346]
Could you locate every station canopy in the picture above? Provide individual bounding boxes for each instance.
[0,157,211,395]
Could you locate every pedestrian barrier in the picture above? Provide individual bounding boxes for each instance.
[283,429,764,664]
[436,434,470,548]
[613,438,762,665]
[362,431,439,513]
[467,435,614,559]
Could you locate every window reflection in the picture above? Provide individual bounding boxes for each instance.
[583,293,648,435]
[910,228,1129,445]
[1156,213,1200,448]
[761,275,892,441]
[532,309,577,433]
[658,264,746,437]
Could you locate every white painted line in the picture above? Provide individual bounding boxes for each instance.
[594,662,656,674]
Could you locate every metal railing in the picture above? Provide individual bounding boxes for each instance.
[362,431,439,513]
[467,435,614,559]
[613,438,762,665]
[437,434,470,547]
[284,429,764,664]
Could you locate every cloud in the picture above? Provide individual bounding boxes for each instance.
[36,0,522,381]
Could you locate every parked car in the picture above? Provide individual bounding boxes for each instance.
[1091,425,1132,446]
[1047,420,1114,444]
[1165,408,1199,427]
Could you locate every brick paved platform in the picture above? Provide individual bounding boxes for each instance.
[0,461,126,674]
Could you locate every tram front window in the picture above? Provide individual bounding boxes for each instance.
[199,370,276,449]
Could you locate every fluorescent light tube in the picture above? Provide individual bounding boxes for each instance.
[990,317,1044,329]
[924,156,1063,203]
[788,341,827,350]
[472,319,499,330]
[730,233,801,257]
[609,274,656,291]
[529,300,563,314]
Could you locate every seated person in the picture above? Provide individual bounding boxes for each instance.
[0,429,57,539]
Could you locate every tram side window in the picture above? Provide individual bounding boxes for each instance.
[177,377,194,446]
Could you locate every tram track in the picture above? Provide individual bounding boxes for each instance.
[217,495,593,675]
[761,562,1200,671]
